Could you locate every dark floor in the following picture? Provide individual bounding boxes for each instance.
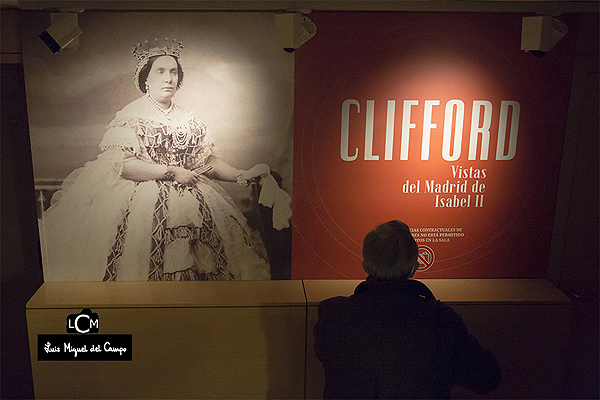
[562,294,600,399]
[1,273,42,400]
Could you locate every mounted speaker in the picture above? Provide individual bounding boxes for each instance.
[274,13,316,53]
[521,16,567,53]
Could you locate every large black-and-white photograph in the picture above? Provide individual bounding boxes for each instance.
[22,12,293,282]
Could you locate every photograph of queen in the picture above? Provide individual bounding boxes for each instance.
[23,13,293,282]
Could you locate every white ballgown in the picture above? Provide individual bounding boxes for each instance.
[42,96,271,281]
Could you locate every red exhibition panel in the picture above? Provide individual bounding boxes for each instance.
[292,12,578,279]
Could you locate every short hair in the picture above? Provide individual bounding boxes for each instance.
[362,220,419,279]
[138,55,184,94]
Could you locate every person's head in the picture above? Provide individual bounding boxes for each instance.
[132,37,185,98]
[362,220,419,280]
[138,55,183,104]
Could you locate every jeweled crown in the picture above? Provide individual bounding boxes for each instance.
[132,36,183,63]
[132,37,184,93]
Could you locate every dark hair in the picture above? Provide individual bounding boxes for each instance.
[138,55,184,93]
[362,220,419,279]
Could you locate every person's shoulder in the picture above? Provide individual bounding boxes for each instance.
[319,295,352,307]
[172,104,207,127]
[317,294,353,313]
[434,298,461,316]
[105,98,152,130]
[405,279,436,299]
[117,97,148,115]
[432,298,470,335]
[316,295,356,325]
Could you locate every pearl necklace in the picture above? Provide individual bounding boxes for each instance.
[146,94,174,119]
[145,94,192,149]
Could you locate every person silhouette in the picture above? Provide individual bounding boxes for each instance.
[314,220,501,399]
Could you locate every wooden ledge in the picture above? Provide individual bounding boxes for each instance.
[303,279,572,305]
[27,279,570,310]
[26,280,306,309]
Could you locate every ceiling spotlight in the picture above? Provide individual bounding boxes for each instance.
[39,12,83,54]
[274,12,317,53]
[521,16,568,55]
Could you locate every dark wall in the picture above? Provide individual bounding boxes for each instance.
[549,13,599,399]
[1,61,44,398]
[1,9,44,400]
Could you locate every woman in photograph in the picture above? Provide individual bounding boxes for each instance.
[42,37,274,281]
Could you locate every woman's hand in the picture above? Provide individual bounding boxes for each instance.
[203,156,269,184]
[242,163,270,180]
[172,166,199,186]
[121,160,200,185]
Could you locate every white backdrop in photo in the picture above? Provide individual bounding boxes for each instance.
[22,12,293,198]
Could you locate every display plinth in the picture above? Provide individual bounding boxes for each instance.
[28,279,571,399]
[27,281,307,399]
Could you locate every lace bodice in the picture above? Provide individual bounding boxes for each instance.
[100,97,215,169]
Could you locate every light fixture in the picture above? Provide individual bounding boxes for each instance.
[274,12,316,53]
[39,12,83,54]
[521,16,567,55]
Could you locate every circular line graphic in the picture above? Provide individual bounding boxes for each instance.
[417,245,435,272]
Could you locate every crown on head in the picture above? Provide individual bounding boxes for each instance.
[132,37,184,93]
[132,36,184,62]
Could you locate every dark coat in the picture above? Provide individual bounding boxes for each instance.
[314,278,501,399]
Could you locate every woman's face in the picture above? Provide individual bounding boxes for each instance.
[145,55,178,105]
